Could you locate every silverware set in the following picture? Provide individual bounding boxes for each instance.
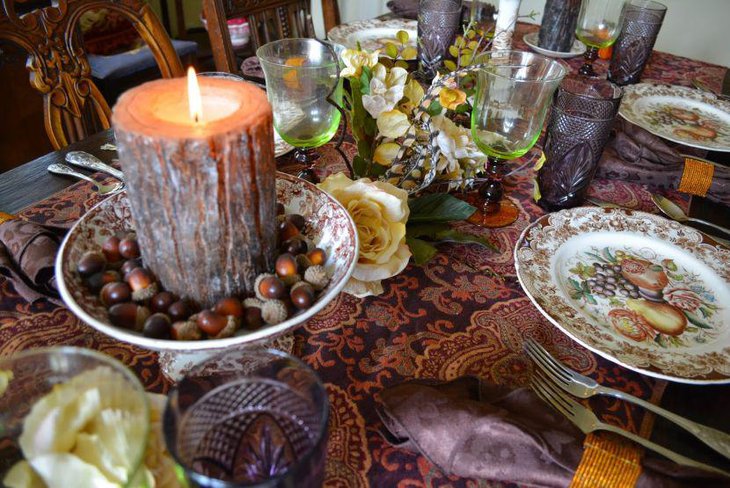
[47,151,124,195]
[525,339,730,478]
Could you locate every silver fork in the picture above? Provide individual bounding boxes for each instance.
[530,371,730,478]
[47,164,124,195]
[524,339,730,460]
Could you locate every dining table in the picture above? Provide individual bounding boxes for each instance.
[1,20,729,488]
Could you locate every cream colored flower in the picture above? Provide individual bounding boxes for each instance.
[318,173,411,297]
[340,48,380,78]
[373,142,401,167]
[431,115,486,173]
[362,64,408,119]
[400,78,425,113]
[377,109,410,138]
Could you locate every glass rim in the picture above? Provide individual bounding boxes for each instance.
[164,347,330,488]
[557,80,623,103]
[474,50,569,84]
[626,0,668,11]
[256,38,343,70]
[418,0,462,14]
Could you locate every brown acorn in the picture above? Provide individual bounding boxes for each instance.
[101,236,123,263]
[286,214,306,230]
[108,303,149,331]
[275,253,298,278]
[120,258,143,279]
[150,291,177,314]
[290,282,315,310]
[126,268,158,302]
[276,202,286,215]
[213,297,244,318]
[100,282,132,307]
[196,310,228,336]
[77,252,106,278]
[257,275,286,300]
[281,237,308,256]
[85,270,120,293]
[168,300,191,322]
[143,313,172,339]
[278,221,300,242]
[307,248,327,266]
[119,237,141,259]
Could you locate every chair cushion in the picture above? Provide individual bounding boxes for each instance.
[88,40,198,80]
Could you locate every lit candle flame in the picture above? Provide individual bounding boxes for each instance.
[187,66,203,124]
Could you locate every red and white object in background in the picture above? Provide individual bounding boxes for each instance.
[201,16,250,48]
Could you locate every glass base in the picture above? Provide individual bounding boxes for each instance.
[463,192,520,228]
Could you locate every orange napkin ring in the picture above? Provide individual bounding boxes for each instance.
[678,158,714,197]
[0,212,16,225]
[570,432,643,488]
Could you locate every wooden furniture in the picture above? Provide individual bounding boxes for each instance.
[202,0,340,74]
[0,0,185,150]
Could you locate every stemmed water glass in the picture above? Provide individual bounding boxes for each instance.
[469,51,567,227]
[576,0,626,77]
[257,39,343,183]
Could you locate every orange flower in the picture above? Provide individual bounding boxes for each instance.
[439,87,467,110]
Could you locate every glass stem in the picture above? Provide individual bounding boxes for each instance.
[579,46,599,77]
[294,148,320,183]
[477,156,505,215]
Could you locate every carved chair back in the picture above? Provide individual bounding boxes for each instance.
[203,0,341,74]
[0,0,184,149]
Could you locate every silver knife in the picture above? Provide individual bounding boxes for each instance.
[65,151,124,181]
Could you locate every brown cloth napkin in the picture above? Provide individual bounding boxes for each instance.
[0,218,62,304]
[597,119,730,206]
[376,377,728,487]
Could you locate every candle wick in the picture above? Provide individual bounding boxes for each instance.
[194,114,200,124]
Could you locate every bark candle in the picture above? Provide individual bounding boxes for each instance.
[112,68,277,307]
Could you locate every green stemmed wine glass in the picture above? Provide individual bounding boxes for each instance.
[576,0,626,77]
[257,39,343,183]
[470,51,567,227]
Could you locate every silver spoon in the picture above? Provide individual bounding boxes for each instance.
[47,163,124,195]
[652,194,730,244]
[65,151,124,181]
[692,79,730,102]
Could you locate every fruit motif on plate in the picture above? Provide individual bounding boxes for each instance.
[565,246,721,348]
[645,104,726,142]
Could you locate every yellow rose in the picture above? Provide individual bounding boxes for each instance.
[340,48,380,78]
[439,87,467,110]
[318,173,411,297]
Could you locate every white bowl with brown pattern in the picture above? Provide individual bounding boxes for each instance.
[56,172,358,355]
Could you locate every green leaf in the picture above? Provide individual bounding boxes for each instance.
[569,278,582,292]
[396,29,410,45]
[444,60,457,71]
[385,43,399,59]
[426,100,443,116]
[683,310,713,329]
[408,193,476,223]
[394,60,409,69]
[454,103,470,114]
[664,259,678,271]
[359,68,371,95]
[352,155,369,178]
[407,223,499,254]
[585,293,598,305]
[406,237,438,265]
[667,272,685,281]
[448,45,459,58]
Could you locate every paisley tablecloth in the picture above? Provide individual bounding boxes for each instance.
[1,22,728,487]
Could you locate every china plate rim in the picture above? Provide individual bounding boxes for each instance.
[327,18,417,59]
[514,206,730,384]
[55,172,359,352]
[619,83,730,152]
[522,32,587,58]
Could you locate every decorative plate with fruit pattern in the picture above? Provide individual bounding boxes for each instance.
[515,206,730,384]
[56,172,358,352]
[619,83,730,152]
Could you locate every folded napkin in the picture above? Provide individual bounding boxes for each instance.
[0,218,62,304]
[597,119,730,206]
[376,377,728,487]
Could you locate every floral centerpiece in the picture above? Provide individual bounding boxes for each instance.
[317,28,511,297]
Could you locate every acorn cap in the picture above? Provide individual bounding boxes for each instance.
[304,265,329,291]
[280,273,301,287]
[262,299,288,325]
[243,297,264,309]
[171,320,203,341]
[296,254,313,271]
[212,315,241,339]
[131,281,159,303]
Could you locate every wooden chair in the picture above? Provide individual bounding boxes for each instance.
[0,0,185,150]
[203,0,341,75]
